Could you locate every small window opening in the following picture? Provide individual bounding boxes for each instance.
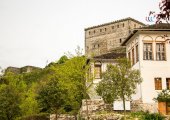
[123,23,124,27]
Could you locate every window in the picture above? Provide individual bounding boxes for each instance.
[134,24,136,28]
[112,26,114,29]
[89,31,91,35]
[100,29,102,32]
[94,30,95,34]
[94,64,101,79]
[155,78,162,90]
[132,48,135,65]
[117,25,119,28]
[122,23,124,27]
[105,28,107,31]
[136,45,139,62]
[166,78,170,89]
[143,43,153,60]
[119,39,122,43]
[156,43,165,60]
[128,52,131,61]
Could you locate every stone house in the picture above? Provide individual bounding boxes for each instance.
[85,17,145,99]
[85,17,145,58]
[122,23,170,114]
[81,18,146,115]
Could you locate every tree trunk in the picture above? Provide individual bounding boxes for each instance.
[85,99,89,120]
[122,95,126,120]
[55,109,58,120]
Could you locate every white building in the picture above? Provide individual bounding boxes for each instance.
[122,23,170,114]
[87,49,126,99]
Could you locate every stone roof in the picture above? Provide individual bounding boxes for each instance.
[138,23,170,30]
[85,17,145,31]
[122,23,170,45]
[93,47,126,59]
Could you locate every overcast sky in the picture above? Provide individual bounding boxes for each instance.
[0,0,159,69]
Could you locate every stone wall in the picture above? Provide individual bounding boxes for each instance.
[5,66,42,74]
[131,100,158,113]
[80,99,105,118]
[80,99,159,119]
[85,17,145,57]
[50,114,75,120]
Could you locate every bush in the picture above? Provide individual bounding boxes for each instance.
[18,113,49,120]
[131,111,144,118]
[131,111,165,120]
[142,111,165,120]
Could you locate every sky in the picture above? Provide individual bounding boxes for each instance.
[0,0,160,69]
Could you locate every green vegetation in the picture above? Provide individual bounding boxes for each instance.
[17,113,49,120]
[154,89,170,102]
[0,51,88,120]
[129,111,165,120]
[96,58,142,120]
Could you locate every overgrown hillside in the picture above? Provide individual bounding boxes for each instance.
[0,55,88,120]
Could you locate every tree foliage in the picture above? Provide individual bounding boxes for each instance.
[56,55,68,64]
[37,77,66,114]
[0,84,21,120]
[37,55,88,116]
[96,58,142,119]
[0,51,88,119]
[149,0,170,23]
[154,89,170,102]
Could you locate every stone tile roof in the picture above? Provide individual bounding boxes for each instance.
[122,23,170,45]
[138,23,170,30]
[85,17,145,31]
[93,47,126,59]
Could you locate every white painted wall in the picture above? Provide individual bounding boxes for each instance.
[126,31,170,103]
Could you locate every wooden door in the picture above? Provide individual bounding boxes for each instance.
[158,102,166,115]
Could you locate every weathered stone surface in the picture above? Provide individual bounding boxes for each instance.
[131,100,158,113]
[5,65,42,74]
[85,17,145,57]
[88,113,122,120]
[80,99,105,118]
[50,114,75,120]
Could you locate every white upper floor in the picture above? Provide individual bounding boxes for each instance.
[123,24,170,103]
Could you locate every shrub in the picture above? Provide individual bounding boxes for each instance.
[18,113,49,120]
[142,111,165,120]
[154,89,170,102]
[130,111,165,120]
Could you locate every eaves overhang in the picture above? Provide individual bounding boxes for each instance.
[121,29,170,46]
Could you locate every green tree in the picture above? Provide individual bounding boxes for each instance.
[36,55,88,119]
[0,84,21,120]
[20,83,39,116]
[96,58,142,120]
[37,77,66,120]
[55,56,89,114]
[57,55,68,64]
